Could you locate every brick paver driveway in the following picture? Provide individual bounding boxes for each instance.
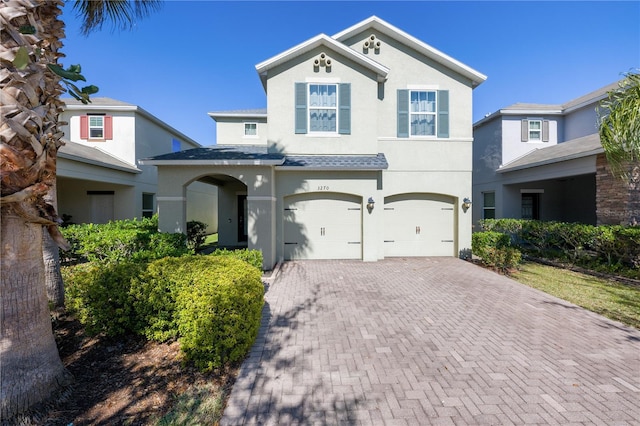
[222,258,640,425]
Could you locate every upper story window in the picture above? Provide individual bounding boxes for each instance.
[80,114,113,141]
[244,122,258,137]
[295,82,350,135]
[521,119,549,142]
[309,84,337,132]
[397,89,449,138]
[89,116,104,139]
[410,91,437,136]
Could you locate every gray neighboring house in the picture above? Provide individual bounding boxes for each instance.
[472,81,636,228]
[141,16,487,270]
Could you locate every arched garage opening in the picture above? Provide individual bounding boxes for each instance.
[187,173,248,249]
[384,193,456,257]
[283,192,362,260]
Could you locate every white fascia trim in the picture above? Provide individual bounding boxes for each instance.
[139,159,284,166]
[276,166,385,171]
[500,109,563,115]
[332,16,486,88]
[255,34,389,83]
[208,112,268,119]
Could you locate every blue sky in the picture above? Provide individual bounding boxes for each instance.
[60,1,640,147]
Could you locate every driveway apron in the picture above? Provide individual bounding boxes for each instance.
[222,258,640,425]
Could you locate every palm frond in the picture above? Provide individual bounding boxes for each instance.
[72,0,163,35]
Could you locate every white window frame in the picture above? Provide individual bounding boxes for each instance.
[483,191,496,219]
[528,119,542,141]
[409,90,437,137]
[308,83,338,134]
[88,115,104,140]
[243,122,258,138]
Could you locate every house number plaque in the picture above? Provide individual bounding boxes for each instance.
[317,185,329,190]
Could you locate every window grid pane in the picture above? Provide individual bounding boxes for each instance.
[309,84,337,133]
[410,91,436,136]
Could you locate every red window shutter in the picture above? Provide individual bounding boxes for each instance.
[80,115,88,139]
[104,115,113,140]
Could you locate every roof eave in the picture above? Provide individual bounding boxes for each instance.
[497,148,604,174]
[139,159,284,166]
[58,152,142,174]
[255,33,389,89]
[333,16,486,88]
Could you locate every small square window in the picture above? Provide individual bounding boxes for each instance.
[244,122,257,137]
[528,120,542,141]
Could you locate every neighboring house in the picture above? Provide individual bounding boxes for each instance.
[141,16,486,270]
[58,97,218,230]
[472,81,635,228]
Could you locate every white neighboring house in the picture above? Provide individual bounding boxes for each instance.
[58,97,218,231]
[141,16,486,270]
[472,81,635,228]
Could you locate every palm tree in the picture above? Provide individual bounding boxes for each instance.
[0,0,160,419]
[598,70,640,225]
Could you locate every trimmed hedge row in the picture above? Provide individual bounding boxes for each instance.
[478,219,640,278]
[60,216,189,264]
[471,231,522,272]
[63,253,265,371]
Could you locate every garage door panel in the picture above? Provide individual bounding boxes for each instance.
[384,194,454,257]
[284,193,362,260]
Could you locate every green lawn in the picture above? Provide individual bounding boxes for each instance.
[510,261,640,329]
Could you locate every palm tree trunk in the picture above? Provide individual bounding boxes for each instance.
[43,182,65,308]
[0,209,72,420]
[1,0,71,419]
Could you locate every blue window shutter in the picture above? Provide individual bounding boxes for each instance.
[295,82,307,134]
[437,90,449,138]
[397,89,409,138]
[339,83,351,135]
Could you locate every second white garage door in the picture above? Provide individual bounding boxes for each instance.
[283,193,362,260]
[384,193,455,257]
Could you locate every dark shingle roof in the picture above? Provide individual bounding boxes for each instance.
[142,145,388,170]
[281,154,388,170]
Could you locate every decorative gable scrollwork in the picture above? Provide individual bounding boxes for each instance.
[363,34,381,53]
[313,52,332,71]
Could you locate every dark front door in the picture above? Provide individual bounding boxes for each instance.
[238,195,247,242]
[521,193,540,220]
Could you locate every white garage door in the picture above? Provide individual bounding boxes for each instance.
[384,193,455,257]
[284,193,362,260]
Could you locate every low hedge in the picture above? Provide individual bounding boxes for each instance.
[60,216,189,264]
[472,231,521,272]
[63,252,265,371]
[478,219,640,278]
[208,248,263,270]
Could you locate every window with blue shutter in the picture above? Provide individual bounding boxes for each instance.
[295,82,307,134]
[338,83,351,135]
[397,89,409,138]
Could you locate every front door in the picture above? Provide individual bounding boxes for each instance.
[521,193,540,220]
[237,195,247,242]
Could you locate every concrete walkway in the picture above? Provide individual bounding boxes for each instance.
[222,258,640,425]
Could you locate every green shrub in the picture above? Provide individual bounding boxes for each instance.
[60,216,188,264]
[63,262,145,336]
[187,221,208,252]
[472,231,521,271]
[208,248,263,271]
[175,256,264,371]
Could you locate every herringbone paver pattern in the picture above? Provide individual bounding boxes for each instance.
[221,258,640,425]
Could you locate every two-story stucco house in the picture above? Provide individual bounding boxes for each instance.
[472,80,635,228]
[58,97,217,229]
[141,16,486,270]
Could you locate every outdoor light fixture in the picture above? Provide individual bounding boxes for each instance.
[462,197,472,211]
[367,197,375,212]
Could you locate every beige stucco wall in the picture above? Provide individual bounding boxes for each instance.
[215,118,268,145]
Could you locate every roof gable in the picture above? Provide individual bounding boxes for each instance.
[333,16,486,88]
[255,33,389,89]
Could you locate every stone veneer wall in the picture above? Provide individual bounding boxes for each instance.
[596,153,640,225]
